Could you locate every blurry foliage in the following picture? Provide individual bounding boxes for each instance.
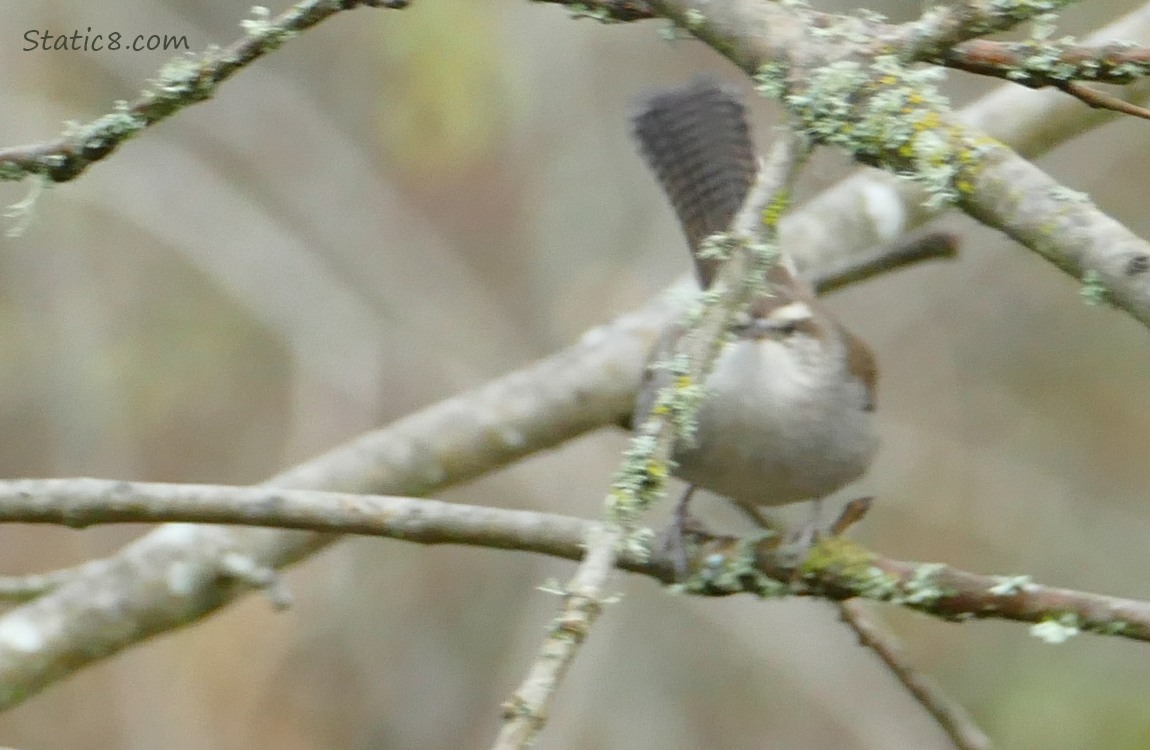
[374,3,509,179]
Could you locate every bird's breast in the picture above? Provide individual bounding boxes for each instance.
[673,337,877,508]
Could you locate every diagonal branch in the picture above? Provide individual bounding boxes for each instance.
[3,0,1149,715]
[837,601,991,750]
[1055,80,1150,120]
[493,129,808,750]
[783,2,1150,277]
[0,0,395,183]
[642,0,1150,329]
[0,194,949,710]
[538,1,1150,303]
[0,295,659,710]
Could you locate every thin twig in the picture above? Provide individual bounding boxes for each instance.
[812,231,958,294]
[838,600,991,750]
[1057,81,1150,121]
[936,38,1150,89]
[492,131,808,749]
[0,0,394,183]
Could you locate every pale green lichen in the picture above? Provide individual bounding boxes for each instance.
[623,527,656,563]
[1048,185,1090,203]
[36,154,66,170]
[1013,39,1082,82]
[997,30,1150,85]
[908,129,959,209]
[1030,12,1059,41]
[856,566,903,601]
[153,55,200,93]
[659,22,689,41]
[854,8,886,24]
[68,110,147,159]
[670,292,707,333]
[681,537,787,597]
[3,176,46,237]
[609,431,664,521]
[754,61,789,99]
[750,242,780,298]
[810,18,871,46]
[780,54,962,208]
[1080,269,1109,306]
[1030,613,1080,643]
[239,5,296,50]
[802,544,951,606]
[644,343,706,447]
[684,9,705,29]
[988,575,1035,596]
[663,373,706,445]
[240,6,274,37]
[698,232,737,261]
[799,537,893,597]
[896,562,950,605]
[566,3,624,23]
[1110,60,1150,81]
[785,59,866,140]
[0,162,27,181]
[1088,619,1132,637]
[968,0,1074,35]
[149,54,217,103]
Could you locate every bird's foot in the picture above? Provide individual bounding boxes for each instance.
[657,486,708,580]
[779,496,873,568]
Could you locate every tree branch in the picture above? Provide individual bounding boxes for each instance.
[837,601,991,750]
[0,478,1146,648]
[539,1,1150,311]
[811,231,958,295]
[936,37,1150,88]
[0,176,954,710]
[1055,80,1150,121]
[785,3,1150,276]
[2,0,1148,716]
[0,0,395,183]
[640,0,1150,328]
[0,292,658,709]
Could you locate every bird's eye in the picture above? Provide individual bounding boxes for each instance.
[759,302,812,338]
[740,316,797,339]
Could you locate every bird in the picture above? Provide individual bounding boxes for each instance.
[630,79,878,562]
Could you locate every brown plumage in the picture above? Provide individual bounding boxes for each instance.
[631,80,878,514]
[632,78,758,288]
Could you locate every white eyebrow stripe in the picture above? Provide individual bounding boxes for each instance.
[765,301,812,323]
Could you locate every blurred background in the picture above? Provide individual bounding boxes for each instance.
[0,1,1149,748]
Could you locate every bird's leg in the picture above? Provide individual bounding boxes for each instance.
[733,502,784,535]
[784,497,874,565]
[788,498,823,550]
[661,485,704,579]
